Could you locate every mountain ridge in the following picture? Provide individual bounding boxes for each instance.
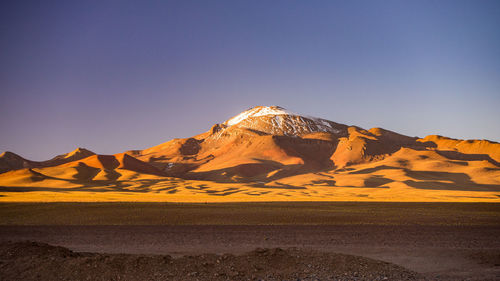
[0,105,499,202]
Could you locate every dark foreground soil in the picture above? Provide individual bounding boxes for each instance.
[0,241,423,281]
[0,203,498,280]
[0,225,499,280]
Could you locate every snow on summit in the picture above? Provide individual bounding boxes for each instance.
[225,106,295,126]
[221,106,343,136]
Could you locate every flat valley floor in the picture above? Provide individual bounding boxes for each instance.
[0,202,499,280]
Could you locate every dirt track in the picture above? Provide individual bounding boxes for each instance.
[1,225,499,280]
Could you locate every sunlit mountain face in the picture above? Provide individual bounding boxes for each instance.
[1,106,499,202]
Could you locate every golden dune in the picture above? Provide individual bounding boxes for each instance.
[0,106,499,202]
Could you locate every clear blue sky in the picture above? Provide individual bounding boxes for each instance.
[1,0,499,160]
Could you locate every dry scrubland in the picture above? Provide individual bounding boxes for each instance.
[0,202,498,225]
[0,202,499,280]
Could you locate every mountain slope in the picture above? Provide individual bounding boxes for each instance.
[0,152,165,188]
[0,148,96,174]
[0,105,499,202]
[123,106,499,183]
[0,152,35,174]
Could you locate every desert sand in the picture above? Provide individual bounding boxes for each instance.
[0,106,499,202]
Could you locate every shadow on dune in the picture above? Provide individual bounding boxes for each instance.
[0,186,114,192]
[184,158,318,186]
[311,179,336,186]
[347,165,401,175]
[435,150,500,166]
[175,135,339,184]
[340,164,500,191]
[204,188,241,196]
[250,182,306,190]
[404,180,500,191]
[364,175,393,188]
[186,162,281,182]
[404,170,500,191]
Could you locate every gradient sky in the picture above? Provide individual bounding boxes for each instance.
[1,0,499,160]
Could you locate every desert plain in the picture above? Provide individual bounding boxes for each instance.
[1,107,499,280]
[0,202,499,280]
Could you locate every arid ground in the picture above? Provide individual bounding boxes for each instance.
[2,107,499,204]
[0,202,499,280]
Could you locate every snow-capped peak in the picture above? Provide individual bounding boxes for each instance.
[218,106,344,137]
[225,106,295,126]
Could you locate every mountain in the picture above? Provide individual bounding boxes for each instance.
[0,106,499,202]
[132,106,498,182]
[0,147,95,174]
[0,152,35,174]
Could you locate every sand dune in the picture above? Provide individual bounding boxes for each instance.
[419,135,500,163]
[0,148,95,174]
[0,106,499,202]
[0,152,34,174]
